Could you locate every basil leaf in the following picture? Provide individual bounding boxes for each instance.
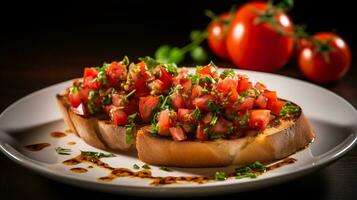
[214,171,227,181]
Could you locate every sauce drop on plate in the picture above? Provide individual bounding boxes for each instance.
[50,132,67,138]
[24,143,50,151]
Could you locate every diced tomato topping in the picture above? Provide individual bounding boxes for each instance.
[192,95,215,111]
[112,109,128,126]
[106,62,126,85]
[68,91,81,108]
[157,110,171,136]
[79,88,90,103]
[169,127,187,141]
[216,77,239,102]
[191,85,203,99]
[254,95,268,109]
[211,117,232,134]
[150,79,165,91]
[255,82,266,91]
[180,79,192,95]
[178,108,193,122]
[201,112,213,124]
[271,100,285,115]
[263,90,277,109]
[198,65,218,78]
[249,110,271,131]
[139,96,159,122]
[196,123,207,141]
[123,99,137,115]
[112,94,124,107]
[233,97,255,111]
[83,68,102,89]
[237,76,253,94]
[158,67,173,90]
[170,93,185,110]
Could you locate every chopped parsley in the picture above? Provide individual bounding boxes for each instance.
[125,113,137,144]
[139,56,160,70]
[235,161,266,179]
[220,69,236,78]
[206,100,220,113]
[87,90,99,114]
[214,171,227,181]
[192,107,201,120]
[159,166,172,172]
[133,164,140,170]
[163,63,178,76]
[55,147,71,155]
[80,151,116,159]
[236,111,250,128]
[210,114,218,126]
[142,164,151,169]
[280,102,300,116]
[122,55,130,66]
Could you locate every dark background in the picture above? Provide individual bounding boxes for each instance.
[0,0,356,199]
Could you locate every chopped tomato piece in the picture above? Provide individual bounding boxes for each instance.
[211,117,232,134]
[191,85,203,99]
[178,108,193,122]
[83,68,102,89]
[157,110,171,136]
[150,79,165,91]
[112,109,128,126]
[169,127,187,141]
[249,110,271,131]
[198,65,218,78]
[254,95,268,108]
[180,79,192,95]
[196,123,207,141]
[68,91,81,108]
[201,112,213,124]
[192,95,215,111]
[112,93,125,107]
[237,76,253,94]
[216,77,239,102]
[263,90,277,109]
[79,88,90,103]
[123,98,137,115]
[106,61,127,85]
[159,67,173,90]
[233,97,255,111]
[170,93,185,110]
[139,96,159,122]
[271,100,285,115]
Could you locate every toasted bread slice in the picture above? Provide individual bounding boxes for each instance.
[56,94,134,151]
[136,108,315,167]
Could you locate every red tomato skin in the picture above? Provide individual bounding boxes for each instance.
[237,76,253,94]
[159,67,173,90]
[198,66,218,78]
[233,97,255,110]
[170,93,185,110]
[106,61,126,85]
[226,2,295,72]
[298,32,351,83]
[249,109,271,130]
[68,91,81,108]
[271,100,285,115]
[191,85,203,99]
[83,68,102,89]
[254,94,268,108]
[192,95,215,111]
[169,127,187,141]
[112,110,128,126]
[263,90,277,109]
[178,108,193,122]
[139,96,159,122]
[123,99,138,115]
[196,124,207,141]
[157,110,171,136]
[207,13,230,59]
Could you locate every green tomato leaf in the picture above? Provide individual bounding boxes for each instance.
[190,30,203,42]
[190,46,207,63]
[169,47,185,64]
[155,45,172,63]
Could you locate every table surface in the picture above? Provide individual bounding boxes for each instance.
[1,31,357,200]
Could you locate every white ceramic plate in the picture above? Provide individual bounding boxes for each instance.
[1,69,357,197]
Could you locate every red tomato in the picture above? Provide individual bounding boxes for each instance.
[207,13,231,60]
[249,109,271,130]
[178,108,193,122]
[170,93,185,110]
[150,79,165,91]
[254,94,268,108]
[263,90,277,109]
[123,99,138,115]
[130,63,151,97]
[112,94,124,107]
[112,109,128,126]
[237,76,253,94]
[198,65,218,78]
[191,85,203,99]
[157,110,171,136]
[271,100,285,115]
[211,117,232,134]
[226,2,295,72]
[254,82,266,91]
[106,62,126,85]
[180,79,192,95]
[298,32,351,83]
[233,97,255,110]
[196,123,207,141]
[139,96,159,122]
[83,68,102,89]
[169,127,187,141]
[68,91,81,108]
[216,77,239,102]
[192,95,215,111]
[159,67,173,90]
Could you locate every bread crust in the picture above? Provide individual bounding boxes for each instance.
[136,112,315,167]
[56,94,133,151]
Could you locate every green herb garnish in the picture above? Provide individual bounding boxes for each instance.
[142,164,151,169]
[80,151,116,159]
[122,55,130,66]
[280,102,300,116]
[220,69,236,78]
[210,114,218,126]
[125,113,137,144]
[55,147,71,155]
[192,107,201,120]
[206,100,220,113]
[139,56,160,70]
[214,171,227,181]
[133,164,140,170]
[159,166,172,172]
[235,161,266,179]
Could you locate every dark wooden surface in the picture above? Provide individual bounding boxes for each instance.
[1,1,357,199]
